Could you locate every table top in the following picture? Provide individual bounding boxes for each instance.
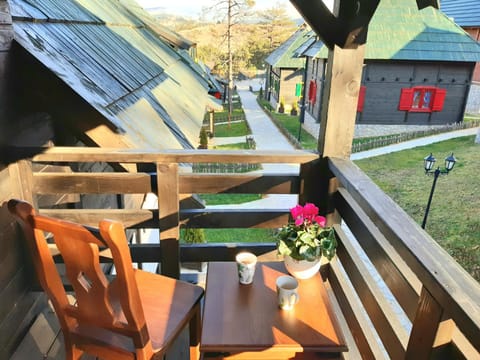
[200,261,347,357]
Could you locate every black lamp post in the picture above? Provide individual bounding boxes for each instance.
[421,152,456,229]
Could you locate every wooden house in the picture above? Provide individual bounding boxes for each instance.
[300,0,480,125]
[441,0,480,113]
[264,26,311,112]
[1,0,480,359]
[0,0,219,356]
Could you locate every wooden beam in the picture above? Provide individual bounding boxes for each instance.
[22,147,318,164]
[317,45,365,159]
[38,208,289,229]
[157,163,180,278]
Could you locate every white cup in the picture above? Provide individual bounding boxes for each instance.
[276,275,299,310]
[235,252,257,285]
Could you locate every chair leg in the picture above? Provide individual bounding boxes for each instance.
[65,345,83,360]
[189,303,201,360]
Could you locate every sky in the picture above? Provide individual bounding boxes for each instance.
[137,0,303,19]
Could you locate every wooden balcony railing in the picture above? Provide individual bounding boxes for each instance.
[11,147,480,359]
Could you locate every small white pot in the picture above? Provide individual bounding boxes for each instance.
[284,255,321,279]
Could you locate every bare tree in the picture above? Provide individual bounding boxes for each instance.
[203,0,255,126]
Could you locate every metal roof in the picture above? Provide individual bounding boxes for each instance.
[9,0,221,150]
[313,0,480,62]
[265,26,309,68]
[441,0,480,27]
[293,31,316,58]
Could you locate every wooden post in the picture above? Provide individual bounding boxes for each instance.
[317,45,365,159]
[9,160,36,206]
[156,163,180,279]
[406,286,444,359]
[314,43,365,220]
[209,111,214,136]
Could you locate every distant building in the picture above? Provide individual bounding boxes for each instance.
[264,26,312,112]
[299,0,480,125]
[441,0,480,113]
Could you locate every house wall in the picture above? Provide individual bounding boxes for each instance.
[0,2,48,359]
[278,68,303,112]
[304,59,473,125]
[0,22,131,358]
[305,58,325,123]
[465,28,480,83]
[358,61,473,125]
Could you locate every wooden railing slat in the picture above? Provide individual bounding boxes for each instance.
[327,259,385,359]
[33,172,300,196]
[39,209,289,229]
[334,224,408,359]
[179,173,300,194]
[22,147,318,164]
[335,187,421,321]
[33,173,152,194]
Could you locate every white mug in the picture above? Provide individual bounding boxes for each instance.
[276,275,299,310]
[235,252,257,285]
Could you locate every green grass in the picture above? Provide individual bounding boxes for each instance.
[196,194,273,243]
[214,121,251,137]
[213,142,251,150]
[275,113,318,150]
[354,135,480,281]
[199,194,262,205]
[203,228,276,243]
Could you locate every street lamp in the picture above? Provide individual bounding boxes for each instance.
[421,152,456,229]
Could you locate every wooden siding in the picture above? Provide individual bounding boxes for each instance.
[278,68,303,111]
[356,61,473,125]
[0,3,42,359]
[465,28,480,82]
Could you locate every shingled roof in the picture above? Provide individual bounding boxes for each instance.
[9,0,221,150]
[265,26,310,69]
[309,0,480,62]
[441,0,480,27]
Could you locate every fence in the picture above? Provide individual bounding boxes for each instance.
[351,121,480,153]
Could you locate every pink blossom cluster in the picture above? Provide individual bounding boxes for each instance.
[290,203,326,228]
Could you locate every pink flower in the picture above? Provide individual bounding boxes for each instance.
[289,203,326,227]
[315,215,326,227]
[303,203,319,218]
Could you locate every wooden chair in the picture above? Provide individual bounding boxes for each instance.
[8,199,204,360]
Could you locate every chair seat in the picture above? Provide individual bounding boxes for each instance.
[71,270,204,357]
[134,270,204,352]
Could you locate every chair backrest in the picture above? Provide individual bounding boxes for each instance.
[8,199,151,352]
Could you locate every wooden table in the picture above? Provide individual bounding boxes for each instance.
[200,261,347,359]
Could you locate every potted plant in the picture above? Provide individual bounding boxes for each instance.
[198,128,209,149]
[290,102,298,116]
[278,97,285,113]
[277,203,337,279]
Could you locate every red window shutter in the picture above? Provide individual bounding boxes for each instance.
[308,80,317,104]
[432,88,447,111]
[399,88,414,110]
[357,86,366,112]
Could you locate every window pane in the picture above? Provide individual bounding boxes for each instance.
[412,91,421,108]
[422,91,433,108]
